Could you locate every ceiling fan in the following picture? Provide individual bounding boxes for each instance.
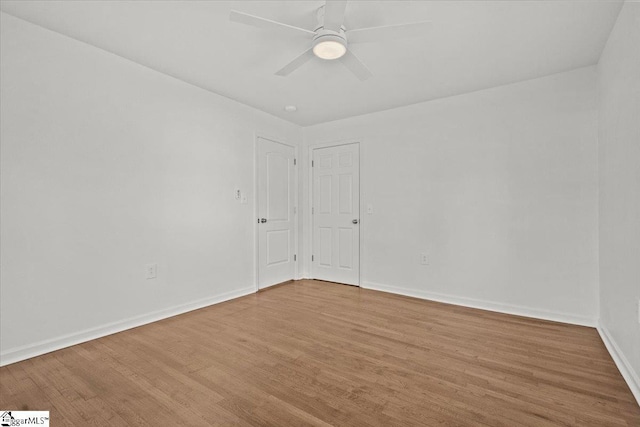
[230,1,431,81]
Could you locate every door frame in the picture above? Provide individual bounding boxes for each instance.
[254,133,299,292]
[307,139,362,286]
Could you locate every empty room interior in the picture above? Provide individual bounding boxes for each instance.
[1,0,639,425]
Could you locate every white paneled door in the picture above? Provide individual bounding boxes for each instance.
[257,137,296,289]
[312,143,360,285]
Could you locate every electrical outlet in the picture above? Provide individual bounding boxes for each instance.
[420,253,428,265]
[145,263,157,279]
[235,188,241,200]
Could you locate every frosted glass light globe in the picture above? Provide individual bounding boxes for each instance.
[313,40,347,60]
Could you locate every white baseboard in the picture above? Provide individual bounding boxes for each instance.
[597,323,640,406]
[0,286,255,367]
[361,281,598,327]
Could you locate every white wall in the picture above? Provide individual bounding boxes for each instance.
[0,7,615,372]
[597,1,640,402]
[303,67,600,326]
[0,12,301,364]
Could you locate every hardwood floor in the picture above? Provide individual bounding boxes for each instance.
[1,280,639,426]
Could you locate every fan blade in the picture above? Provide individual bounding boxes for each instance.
[230,10,316,38]
[323,0,348,32]
[347,21,432,44]
[339,50,372,81]
[275,49,315,76]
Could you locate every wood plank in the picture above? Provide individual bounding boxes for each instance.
[1,280,638,426]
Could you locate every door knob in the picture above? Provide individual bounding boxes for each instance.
[352,219,359,224]
[261,218,267,223]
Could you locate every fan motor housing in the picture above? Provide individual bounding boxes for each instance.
[313,30,347,47]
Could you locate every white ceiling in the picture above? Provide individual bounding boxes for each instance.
[0,1,623,126]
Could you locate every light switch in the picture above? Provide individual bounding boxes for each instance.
[367,204,374,214]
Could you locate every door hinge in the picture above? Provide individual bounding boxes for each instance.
[312,255,314,262]
[294,158,297,166]
[312,207,314,214]
[312,160,314,167]
[294,254,297,261]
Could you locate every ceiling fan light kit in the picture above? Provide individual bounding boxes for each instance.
[229,1,431,81]
[312,32,347,60]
